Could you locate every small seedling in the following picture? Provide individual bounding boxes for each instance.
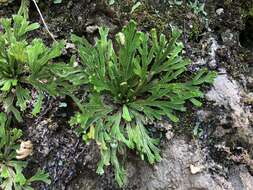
[188,0,207,16]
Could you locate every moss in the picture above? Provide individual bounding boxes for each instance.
[249,7,253,16]
[131,8,168,32]
[0,0,13,6]
[189,21,203,41]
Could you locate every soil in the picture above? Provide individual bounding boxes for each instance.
[0,0,253,189]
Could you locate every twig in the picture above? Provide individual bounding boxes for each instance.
[31,0,56,42]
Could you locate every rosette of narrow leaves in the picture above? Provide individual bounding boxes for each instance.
[70,20,216,186]
[0,113,50,190]
[0,15,68,121]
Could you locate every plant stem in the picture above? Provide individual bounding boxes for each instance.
[18,0,29,18]
[31,0,56,42]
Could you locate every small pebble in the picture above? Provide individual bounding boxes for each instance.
[216,8,224,15]
[86,25,99,33]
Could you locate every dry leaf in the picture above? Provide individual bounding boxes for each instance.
[16,140,33,160]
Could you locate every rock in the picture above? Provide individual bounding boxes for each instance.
[86,25,99,33]
[206,71,253,152]
[221,29,234,44]
[66,178,97,190]
[25,102,100,190]
[191,36,219,69]
[216,8,224,15]
[164,123,174,140]
[190,164,205,174]
[229,165,253,190]
[206,73,241,108]
[206,72,251,128]
[129,137,233,190]
[166,131,174,140]
[68,136,236,190]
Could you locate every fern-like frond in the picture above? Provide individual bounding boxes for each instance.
[71,20,216,186]
[0,14,72,121]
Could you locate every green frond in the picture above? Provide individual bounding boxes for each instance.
[70,20,216,187]
[0,113,51,189]
[0,14,71,121]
